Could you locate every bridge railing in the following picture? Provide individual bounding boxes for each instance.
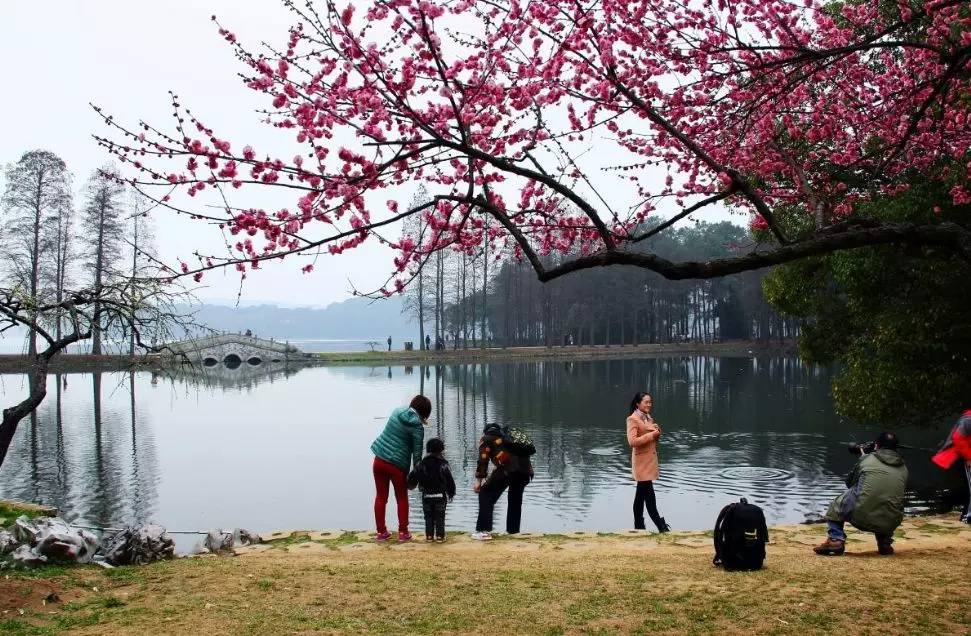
[166,333,299,355]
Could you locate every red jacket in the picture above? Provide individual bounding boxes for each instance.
[932,410,971,469]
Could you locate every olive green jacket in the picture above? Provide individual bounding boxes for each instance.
[825,449,908,536]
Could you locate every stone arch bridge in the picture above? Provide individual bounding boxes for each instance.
[165,334,309,368]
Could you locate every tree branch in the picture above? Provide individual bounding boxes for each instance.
[536,221,971,282]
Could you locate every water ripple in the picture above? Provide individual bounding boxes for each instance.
[719,466,793,481]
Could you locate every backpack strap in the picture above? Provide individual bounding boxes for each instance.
[712,503,736,566]
[757,507,769,544]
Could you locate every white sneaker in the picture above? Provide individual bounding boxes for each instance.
[470,531,492,541]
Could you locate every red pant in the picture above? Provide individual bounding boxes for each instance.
[373,456,409,533]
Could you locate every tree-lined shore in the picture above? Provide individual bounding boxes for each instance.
[0,340,795,373]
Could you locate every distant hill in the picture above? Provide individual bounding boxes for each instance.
[182,296,426,342]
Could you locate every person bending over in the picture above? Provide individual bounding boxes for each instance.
[471,423,534,541]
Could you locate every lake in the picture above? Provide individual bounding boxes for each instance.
[0,357,959,550]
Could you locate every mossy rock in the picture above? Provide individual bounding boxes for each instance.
[0,500,56,526]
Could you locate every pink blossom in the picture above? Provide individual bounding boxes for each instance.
[93,0,971,283]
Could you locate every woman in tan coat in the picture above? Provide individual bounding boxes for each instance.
[627,392,670,532]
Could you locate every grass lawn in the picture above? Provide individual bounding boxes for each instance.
[1,517,969,635]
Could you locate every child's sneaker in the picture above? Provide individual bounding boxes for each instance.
[425,536,435,543]
[397,531,413,542]
[470,531,492,541]
[375,531,392,542]
[435,536,446,543]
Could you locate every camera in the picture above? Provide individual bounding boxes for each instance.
[847,441,876,455]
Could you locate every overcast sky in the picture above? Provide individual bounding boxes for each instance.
[0,0,399,308]
[1,0,740,309]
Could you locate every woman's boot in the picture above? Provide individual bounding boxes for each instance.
[656,517,670,533]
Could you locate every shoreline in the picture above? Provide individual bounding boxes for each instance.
[0,339,796,373]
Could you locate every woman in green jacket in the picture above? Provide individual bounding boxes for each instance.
[370,395,430,541]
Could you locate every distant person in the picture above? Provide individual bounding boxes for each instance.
[471,423,534,541]
[627,392,670,532]
[814,432,907,556]
[932,410,971,522]
[245,328,253,337]
[407,437,456,542]
[425,334,431,350]
[387,336,392,352]
[370,395,430,542]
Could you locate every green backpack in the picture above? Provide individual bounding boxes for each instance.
[501,425,536,457]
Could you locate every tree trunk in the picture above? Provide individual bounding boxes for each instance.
[0,357,48,467]
[92,192,107,356]
[461,252,468,349]
[417,264,425,349]
[129,215,139,356]
[438,251,443,345]
[0,332,84,469]
[481,222,488,348]
[27,170,45,359]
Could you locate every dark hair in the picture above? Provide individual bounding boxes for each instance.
[426,437,444,454]
[409,395,432,420]
[630,392,652,414]
[875,431,900,450]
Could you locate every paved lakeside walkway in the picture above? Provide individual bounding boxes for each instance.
[0,340,795,373]
[2,515,969,634]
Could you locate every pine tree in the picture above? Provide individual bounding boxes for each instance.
[79,165,127,355]
[400,187,433,349]
[0,150,73,356]
[126,192,157,355]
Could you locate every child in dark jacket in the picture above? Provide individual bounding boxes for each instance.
[407,438,456,542]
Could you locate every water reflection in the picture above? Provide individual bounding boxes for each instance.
[166,360,308,392]
[0,357,963,542]
[1,371,160,531]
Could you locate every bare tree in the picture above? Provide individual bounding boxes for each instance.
[47,189,75,342]
[125,192,158,355]
[400,187,433,348]
[79,165,127,355]
[1,150,73,357]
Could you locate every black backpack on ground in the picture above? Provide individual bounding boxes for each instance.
[501,425,536,457]
[712,498,769,571]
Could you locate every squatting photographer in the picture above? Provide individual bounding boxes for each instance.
[814,432,908,556]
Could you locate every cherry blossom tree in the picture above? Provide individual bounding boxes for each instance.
[94,0,971,294]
